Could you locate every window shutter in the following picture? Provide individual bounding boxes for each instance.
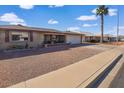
[80,35,83,43]
[30,32,33,42]
[5,31,9,42]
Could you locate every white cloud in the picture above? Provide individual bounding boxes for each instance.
[113,26,124,31]
[119,26,124,29]
[109,9,117,16]
[49,5,64,8]
[0,12,26,26]
[76,15,97,21]
[10,22,27,26]
[92,8,117,16]
[70,30,81,33]
[67,27,80,32]
[92,8,97,14]
[48,19,59,24]
[82,23,98,27]
[108,26,124,35]
[19,5,34,9]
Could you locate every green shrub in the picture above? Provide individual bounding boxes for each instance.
[90,40,98,43]
[11,45,25,49]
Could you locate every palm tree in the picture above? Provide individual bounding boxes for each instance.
[96,5,109,43]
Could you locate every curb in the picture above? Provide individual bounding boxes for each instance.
[98,54,124,88]
[85,54,122,88]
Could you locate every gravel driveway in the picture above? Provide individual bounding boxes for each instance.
[0,44,109,87]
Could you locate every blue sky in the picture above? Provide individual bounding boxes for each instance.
[0,5,124,35]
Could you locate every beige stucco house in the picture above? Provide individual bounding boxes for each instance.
[83,32,112,42]
[0,25,84,50]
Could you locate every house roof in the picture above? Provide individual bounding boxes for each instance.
[0,25,84,35]
[63,31,84,35]
[81,32,95,36]
[95,34,114,37]
[85,35,111,38]
[0,25,61,33]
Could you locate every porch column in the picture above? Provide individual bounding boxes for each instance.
[80,35,83,44]
[5,30,9,42]
[51,35,56,44]
[30,32,33,42]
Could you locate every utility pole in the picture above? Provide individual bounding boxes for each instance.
[116,6,119,42]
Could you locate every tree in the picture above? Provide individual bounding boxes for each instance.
[96,5,109,43]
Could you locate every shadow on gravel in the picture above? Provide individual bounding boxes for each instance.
[0,43,96,60]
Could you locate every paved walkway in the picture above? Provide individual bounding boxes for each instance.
[0,44,110,87]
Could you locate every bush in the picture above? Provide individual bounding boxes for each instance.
[11,45,25,49]
[90,40,98,43]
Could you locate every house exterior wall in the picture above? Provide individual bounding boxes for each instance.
[119,36,124,41]
[0,30,45,50]
[82,36,86,42]
[0,29,83,50]
[85,36,91,42]
[0,31,6,50]
[84,36,111,42]
[29,32,44,47]
[110,37,116,42]
[66,34,81,44]
[104,37,109,42]
[0,31,4,43]
[0,30,28,50]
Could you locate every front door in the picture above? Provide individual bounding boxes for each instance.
[44,35,52,44]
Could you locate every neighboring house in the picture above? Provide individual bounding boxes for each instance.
[118,35,124,41]
[0,25,84,50]
[81,32,94,42]
[83,33,113,42]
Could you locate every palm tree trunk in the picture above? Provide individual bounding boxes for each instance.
[117,6,119,42]
[100,14,104,43]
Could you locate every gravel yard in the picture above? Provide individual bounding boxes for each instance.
[0,44,111,87]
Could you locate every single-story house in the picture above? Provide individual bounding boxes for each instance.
[84,34,114,42]
[0,25,84,50]
[118,35,124,41]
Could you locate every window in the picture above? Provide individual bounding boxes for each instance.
[44,35,52,44]
[56,35,65,43]
[12,35,20,41]
[24,37,28,41]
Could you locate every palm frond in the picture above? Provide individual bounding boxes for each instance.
[96,5,109,16]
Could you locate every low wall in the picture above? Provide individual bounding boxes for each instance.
[9,48,122,88]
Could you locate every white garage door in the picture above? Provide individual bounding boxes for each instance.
[66,35,81,44]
